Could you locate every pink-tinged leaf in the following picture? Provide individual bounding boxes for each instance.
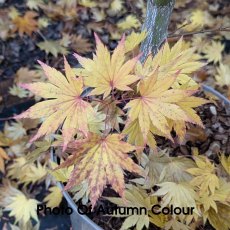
[59,134,143,209]
[15,58,94,146]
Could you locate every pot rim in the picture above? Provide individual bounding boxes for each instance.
[50,85,230,229]
[50,149,103,230]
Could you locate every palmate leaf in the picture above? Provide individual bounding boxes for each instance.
[205,203,230,230]
[125,31,147,53]
[6,194,39,225]
[154,182,198,212]
[140,152,196,188]
[135,38,204,89]
[198,179,230,214]
[124,69,207,149]
[0,180,39,225]
[117,15,141,30]
[187,155,220,196]
[74,33,141,98]
[12,11,38,36]
[15,57,95,149]
[49,161,73,183]
[56,133,143,208]
[7,157,47,185]
[43,186,63,208]
[105,184,167,229]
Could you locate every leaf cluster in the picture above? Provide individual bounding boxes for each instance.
[15,34,208,210]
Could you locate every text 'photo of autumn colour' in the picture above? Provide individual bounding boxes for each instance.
[0,0,230,229]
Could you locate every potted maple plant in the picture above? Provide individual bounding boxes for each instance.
[14,0,230,229]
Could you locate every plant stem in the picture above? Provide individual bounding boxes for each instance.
[140,0,175,62]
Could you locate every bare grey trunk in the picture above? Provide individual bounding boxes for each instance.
[140,0,175,62]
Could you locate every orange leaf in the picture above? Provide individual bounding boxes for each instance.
[13,11,38,36]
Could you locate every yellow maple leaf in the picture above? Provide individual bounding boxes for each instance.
[38,17,50,29]
[154,182,198,213]
[91,8,106,22]
[198,179,230,213]
[106,184,167,229]
[74,34,141,98]
[181,10,214,32]
[15,57,95,148]
[117,15,140,30]
[44,186,63,208]
[136,38,204,89]
[12,11,38,36]
[56,133,143,208]
[26,0,43,10]
[191,34,207,53]
[203,41,225,64]
[109,0,124,14]
[125,31,147,53]
[49,161,73,182]
[9,84,29,98]
[0,180,39,225]
[124,69,207,149]
[5,194,39,225]
[187,156,219,195]
[4,121,26,140]
[7,157,47,185]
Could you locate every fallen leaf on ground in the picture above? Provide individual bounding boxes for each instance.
[12,11,38,36]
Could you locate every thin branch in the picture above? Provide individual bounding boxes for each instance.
[168,26,230,38]
[168,22,191,35]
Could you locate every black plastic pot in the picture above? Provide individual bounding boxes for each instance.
[50,85,230,230]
